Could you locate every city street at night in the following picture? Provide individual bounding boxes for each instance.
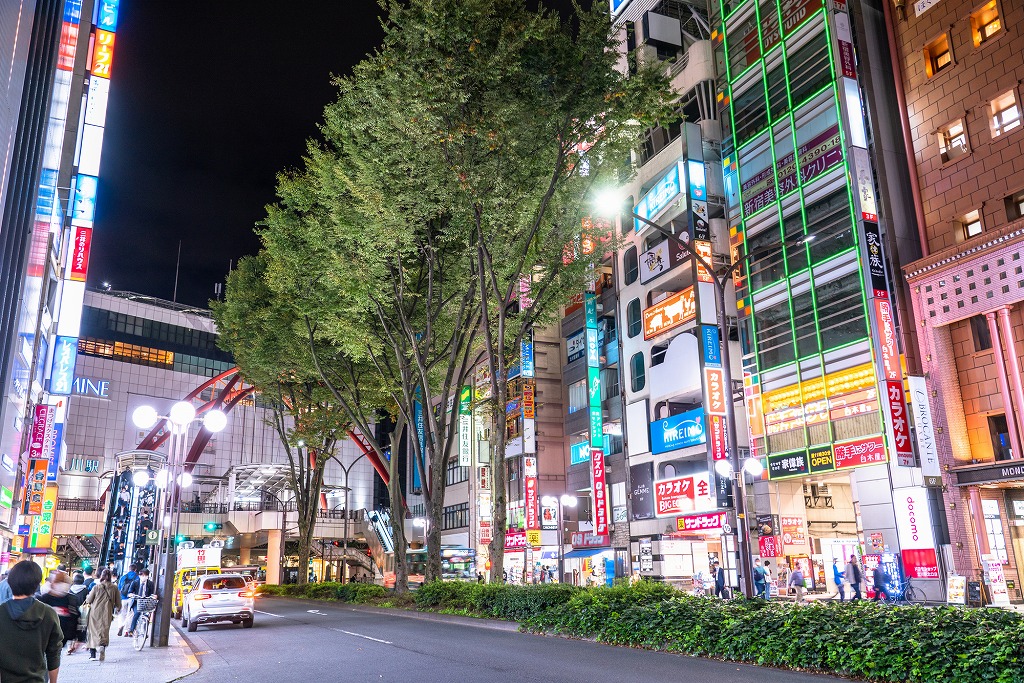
[179,597,837,683]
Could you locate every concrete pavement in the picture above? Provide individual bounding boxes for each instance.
[178,596,843,683]
[58,620,198,683]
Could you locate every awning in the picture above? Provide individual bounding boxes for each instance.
[563,548,609,560]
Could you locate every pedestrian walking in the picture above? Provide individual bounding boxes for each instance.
[844,555,863,600]
[0,571,12,604]
[787,566,806,603]
[753,558,770,600]
[69,574,90,654]
[872,563,889,602]
[38,570,82,655]
[84,569,121,662]
[0,560,64,683]
[832,558,846,601]
[82,568,96,593]
[115,563,138,636]
[712,560,728,598]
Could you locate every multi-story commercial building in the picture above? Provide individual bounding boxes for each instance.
[898,0,1024,602]
[52,289,381,582]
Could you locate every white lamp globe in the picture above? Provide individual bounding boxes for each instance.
[541,496,558,507]
[203,409,227,433]
[154,470,170,488]
[178,472,193,488]
[132,470,150,487]
[594,189,624,218]
[714,459,734,478]
[169,401,196,426]
[132,405,159,429]
[561,494,578,507]
[743,457,765,477]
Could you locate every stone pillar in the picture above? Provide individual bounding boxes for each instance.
[239,545,251,565]
[266,529,283,585]
[996,306,1024,459]
[968,486,991,561]
[985,311,1023,458]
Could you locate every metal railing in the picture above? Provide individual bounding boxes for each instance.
[57,498,105,511]
[230,500,365,520]
[176,502,227,515]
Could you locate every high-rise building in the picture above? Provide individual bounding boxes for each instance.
[897,0,1024,603]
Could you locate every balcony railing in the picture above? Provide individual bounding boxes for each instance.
[57,498,105,512]
[230,500,364,520]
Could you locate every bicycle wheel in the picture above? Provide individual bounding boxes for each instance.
[133,614,149,651]
[904,585,922,604]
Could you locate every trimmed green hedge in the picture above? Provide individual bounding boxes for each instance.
[522,587,1024,683]
[255,581,385,604]
[414,581,580,620]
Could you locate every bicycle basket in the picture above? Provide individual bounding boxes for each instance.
[136,597,159,612]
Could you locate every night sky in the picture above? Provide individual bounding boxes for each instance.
[92,1,581,308]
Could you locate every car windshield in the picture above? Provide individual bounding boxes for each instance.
[202,576,246,590]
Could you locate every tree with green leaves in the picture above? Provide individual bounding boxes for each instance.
[367,0,675,579]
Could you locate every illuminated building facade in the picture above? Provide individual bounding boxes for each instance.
[714,0,945,597]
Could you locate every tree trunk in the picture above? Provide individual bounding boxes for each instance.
[389,426,410,594]
[424,440,446,583]
[487,381,509,582]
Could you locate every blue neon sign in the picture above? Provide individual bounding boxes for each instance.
[49,336,78,395]
[97,0,119,32]
[634,160,685,231]
[650,407,706,455]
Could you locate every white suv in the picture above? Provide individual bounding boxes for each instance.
[181,573,255,632]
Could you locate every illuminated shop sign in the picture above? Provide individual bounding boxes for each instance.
[97,0,120,32]
[570,440,590,465]
[71,175,98,226]
[68,226,92,281]
[634,160,686,231]
[609,0,631,17]
[653,471,713,517]
[676,511,727,532]
[49,336,78,395]
[639,237,688,284]
[834,435,887,469]
[566,329,585,363]
[84,78,110,127]
[650,407,705,455]
[72,377,110,398]
[91,29,115,78]
[642,287,696,340]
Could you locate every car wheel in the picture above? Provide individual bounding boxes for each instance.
[242,618,253,629]
[186,610,197,633]
[181,610,188,628]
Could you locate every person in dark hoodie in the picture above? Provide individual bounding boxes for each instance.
[0,560,63,683]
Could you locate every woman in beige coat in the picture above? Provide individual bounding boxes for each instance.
[84,569,121,661]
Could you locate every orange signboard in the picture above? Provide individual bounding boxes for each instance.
[91,29,115,78]
[643,287,696,340]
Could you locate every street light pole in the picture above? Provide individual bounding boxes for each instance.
[337,451,368,583]
[626,210,757,598]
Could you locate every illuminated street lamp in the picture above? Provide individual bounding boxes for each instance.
[133,401,227,647]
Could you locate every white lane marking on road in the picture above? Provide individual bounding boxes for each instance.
[255,610,283,617]
[307,609,327,615]
[331,627,393,644]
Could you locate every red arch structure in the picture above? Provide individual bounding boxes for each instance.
[134,368,390,485]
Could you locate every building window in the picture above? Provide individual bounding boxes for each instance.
[442,502,469,531]
[601,367,620,402]
[981,499,1009,562]
[445,459,469,487]
[623,246,639,285]
[990,415,1013,461]
[938,119,969,163]
[567,379,587,414]
[630,352,646,392]
[970,314,993,351]
[620,195,635,235]
[989,90,1021,138]
[1005,189,1024,222]
[626,298,642,338]
[962,210,983,239]
[971,0,1002,46]
[923,34,952,78]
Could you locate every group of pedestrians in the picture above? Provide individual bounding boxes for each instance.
[832,554,892,602]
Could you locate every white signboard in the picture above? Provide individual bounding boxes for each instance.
[177,547,222,569]
[909,376,941,485]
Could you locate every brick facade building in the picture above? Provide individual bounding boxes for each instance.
[898,0,1024,600]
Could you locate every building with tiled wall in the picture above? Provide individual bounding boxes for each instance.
[898,0,1024,602]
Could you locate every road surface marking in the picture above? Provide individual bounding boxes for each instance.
[255,610,283,617]
[331,627,393,644]
[307,609,327,615]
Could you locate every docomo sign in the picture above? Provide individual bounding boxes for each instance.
[676,511,727,532]
[654,472,713,517]
[894,487,940,579]
[833,435,887,469]
[643,287,696,340]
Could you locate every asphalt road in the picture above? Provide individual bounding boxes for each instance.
[178,596,842,683]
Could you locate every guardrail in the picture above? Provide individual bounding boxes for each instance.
[57,498,105,512]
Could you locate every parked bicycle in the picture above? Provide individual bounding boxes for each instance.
[132,595,159,651]
[885,577,924,605]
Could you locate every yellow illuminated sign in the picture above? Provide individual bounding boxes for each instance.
[761,362,876,414]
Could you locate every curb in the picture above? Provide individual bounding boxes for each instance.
[262,596,521,632]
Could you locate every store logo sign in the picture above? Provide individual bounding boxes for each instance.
[650,407,705,455]
[72,377,110,398]
[49,336,78,395]
[634,161,685,230]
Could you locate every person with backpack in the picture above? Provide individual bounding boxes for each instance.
[115,563,138,636]
[844,555,863,600]
[753,558,770,600]
[872,563,890,602]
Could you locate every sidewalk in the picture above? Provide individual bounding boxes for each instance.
[58,622,199,683]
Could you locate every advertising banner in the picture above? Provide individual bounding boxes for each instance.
[24,459,49,516]
[629,462,655,520]
[704,367,727,416]
[883,380,915,467]
[49,336,78,395]
[570,440,591,465]
[946,575,967,604]
[521,330,535,378]
[571,531,610,548]
[708,414,727,461]
[758,535,782,557]
[524,456,539,533]
[176,547,222,569]
[541,502,558,530]
[590,449,610,537]
[504,529,528,551]
[68,226,92,277]
[985,557,1010,606]
[908,376,941,486]
[26,485,58,551]
[653,472,713,517]
[780,516,806,545]
[566,329,585,363]
[639,237,688,284]
[676,511,728,532]
[701,325,721,366]
[874,300,899,380]
[28,405,56,461]
[634,160,685,231]
[767,450,809,479]
[650,407,705,455]
[643,287,696,340]
[458,385,473,467]
[894,487,940,579]
[833,435,887,469]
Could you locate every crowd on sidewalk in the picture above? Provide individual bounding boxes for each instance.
[0,558,162,682]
